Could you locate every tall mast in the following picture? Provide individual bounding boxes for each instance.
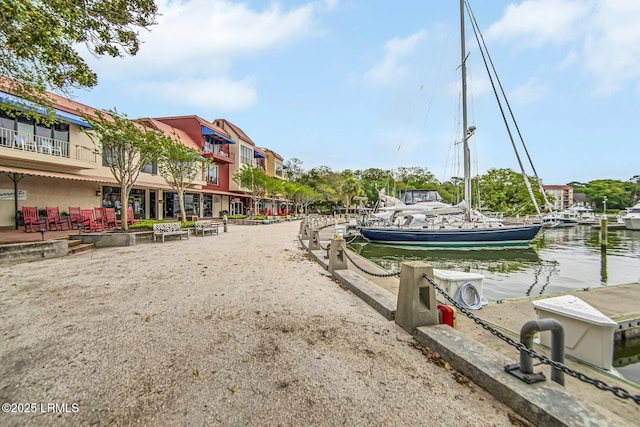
[460,0,472,221]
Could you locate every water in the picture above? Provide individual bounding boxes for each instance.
[350,226,640,385]
[351,226,640,301]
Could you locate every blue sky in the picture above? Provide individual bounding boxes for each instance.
[70,0,640,185]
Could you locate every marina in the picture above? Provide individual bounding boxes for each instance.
[340,223,640,386]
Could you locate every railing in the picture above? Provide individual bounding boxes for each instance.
[0,126,96,163]
[1,127,68,158]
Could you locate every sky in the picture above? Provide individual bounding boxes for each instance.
[69,0,640,185]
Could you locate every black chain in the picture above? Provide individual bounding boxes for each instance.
[340,244,401,278]
[423,273,640,404]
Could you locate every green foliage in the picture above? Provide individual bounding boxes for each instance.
[394,166,439,190]
[283,158,304,182]
[581,179,634,210]
[155,129,208,221]
[355,168,395,204]
[476,168,544,215]
[83,109,163,229]
[340,174,361,210]
[1,0,157,111]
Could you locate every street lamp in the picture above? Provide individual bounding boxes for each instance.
[603,196,607,217]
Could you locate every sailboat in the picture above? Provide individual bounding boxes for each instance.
[360,0,542,248]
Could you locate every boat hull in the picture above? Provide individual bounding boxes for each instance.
[359,225,542,248]
[624,217,640,231]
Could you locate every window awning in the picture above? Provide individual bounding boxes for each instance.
[0,90,91,128]
[254,149,267,158]
[201,125,235,144]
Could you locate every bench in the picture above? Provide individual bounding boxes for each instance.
[195,220,219,236]
[153,222,189,243]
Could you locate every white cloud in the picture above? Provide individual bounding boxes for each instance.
[137,77,257,111]
[484,0,640,96]
[364,30,426,85]
[485,0,592,49]
[79,0,324,111]
[582,0,640,95]
[510,77,548,105]
[94,0,320,76]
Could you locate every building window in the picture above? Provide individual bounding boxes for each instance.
[142,162,157,175]
[207,164,218,185]
[275,162,283,177]
[53,123,69,142]
[240,145,253,165]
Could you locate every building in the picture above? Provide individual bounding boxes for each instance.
[542,185,573,210]
[212,118,287,216]
[0,85,288,228]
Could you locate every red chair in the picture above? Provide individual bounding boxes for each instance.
[22,206,44,232]
[45,206,69,231]
[104,207,119,230]
[79,209,104,232]
[126,206,141,225]
[94,207,106,228]
[69,207,82,229]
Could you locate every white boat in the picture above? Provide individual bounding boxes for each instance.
[567,204,600,225]
[622,202,640,230]
[359,0,542,248]
[541,210,578,228]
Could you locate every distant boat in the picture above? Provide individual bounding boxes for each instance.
[359,0,542,248]
[541,210,579,228]
[622,202,640,230]
[567,204,600,225]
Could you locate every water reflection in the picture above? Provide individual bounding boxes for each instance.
[351,226,640,302]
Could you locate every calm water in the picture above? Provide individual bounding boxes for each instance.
[351,226,640,301]
[350,226,640,384]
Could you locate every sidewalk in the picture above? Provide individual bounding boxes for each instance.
[0,221,519,426]
[0,226,75,244]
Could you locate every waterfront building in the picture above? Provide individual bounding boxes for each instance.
[0,83,289,228]
[543,184,574,210]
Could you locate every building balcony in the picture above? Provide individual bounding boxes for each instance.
[0,127,97,169]
[202,144,235,164]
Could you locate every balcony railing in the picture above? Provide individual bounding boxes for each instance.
[0,126,97,163]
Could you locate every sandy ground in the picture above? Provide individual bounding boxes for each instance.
[0,221,526,426]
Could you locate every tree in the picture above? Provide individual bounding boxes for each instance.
[233,165,268,214]
[355,168,395,205]
[83,109,160,229]
[1,0,158,111]
[284,158,304,183]
[155,131,207,222]
[340,174,361,214]
[582,179,630,211]
[394,166,439,190]
[476,168,543,215]
[284,182,319,215]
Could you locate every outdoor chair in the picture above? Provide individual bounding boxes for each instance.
[94,207,106,228]
[79,209,104,232]
[126,207,141,225]
[68,207,82,229]
[45,206,69,231]
[40,140,62,156]
[22,206,44,232]
[14,134,36,151]
[104,207,119,230]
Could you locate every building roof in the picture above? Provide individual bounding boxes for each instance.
[137,118,200,150]
[542,185,573,190]
[263,148,283,161]
[153,115,231,138]
[213,118,254,145]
